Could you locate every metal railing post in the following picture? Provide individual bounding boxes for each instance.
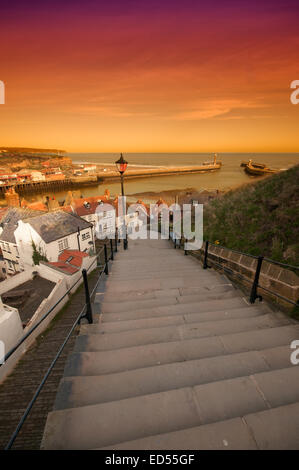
[104,243,109,275]
[81,269,93,324]
[203,241,209,269]
[250,256,263,303]
[110,239,114,260]
[184,241,188,256]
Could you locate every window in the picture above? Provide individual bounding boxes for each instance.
[4,243,11,253]
[82,232,90,241]
[58,238,69,252]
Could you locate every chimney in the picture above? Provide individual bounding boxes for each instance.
[5,187,20,207]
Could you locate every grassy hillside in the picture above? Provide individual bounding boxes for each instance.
[203,164,299,266]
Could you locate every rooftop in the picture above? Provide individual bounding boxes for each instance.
[0,207,44,244]
[25,210,92,243]
[47,249,89,275]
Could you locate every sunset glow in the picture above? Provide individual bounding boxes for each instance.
[0,0,299,152]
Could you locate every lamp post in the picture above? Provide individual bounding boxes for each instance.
[115,153,128,250]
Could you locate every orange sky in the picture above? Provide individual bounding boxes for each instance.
[0,1,298,152]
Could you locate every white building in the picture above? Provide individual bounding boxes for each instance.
[0,208,42,276]
[0,209,94,276]
[30,171,46,182]
[62,193,147,241]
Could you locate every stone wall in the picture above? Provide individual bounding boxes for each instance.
[181,240,299,308]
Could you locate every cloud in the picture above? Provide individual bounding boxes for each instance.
[166,99,268,121]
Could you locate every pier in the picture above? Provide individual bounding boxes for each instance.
[0,164,221,198]
[97,163,221,183]
[0,177,98,197]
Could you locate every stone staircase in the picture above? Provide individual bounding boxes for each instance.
[41,236,299,450]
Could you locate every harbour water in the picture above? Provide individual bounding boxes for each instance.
[26,153,299,204]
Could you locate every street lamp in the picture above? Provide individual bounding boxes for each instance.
[115,153,128,249]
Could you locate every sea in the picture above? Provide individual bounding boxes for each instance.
[27,153,299,204]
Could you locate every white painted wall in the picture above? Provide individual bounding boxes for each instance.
[0,268,34,295]
[14,220,94,266]
[31,171,45,181]
[0,241,24,275]
[0,300,25,383]
[0,252,98,382]
[24,277,68,343]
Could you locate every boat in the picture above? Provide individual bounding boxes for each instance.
[240,160,266,168]
[244,160,280,176]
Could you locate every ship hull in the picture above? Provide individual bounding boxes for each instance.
[244,164,279,176]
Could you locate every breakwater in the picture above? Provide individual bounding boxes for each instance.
[0,177,99,197]
[0,165,221,197]
[98,164,221,183]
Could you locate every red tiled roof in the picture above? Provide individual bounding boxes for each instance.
[49,262,79,275]
[28,201,48,211]
[48,249,89,274]
[20,200,48,211]
[58,249,89,267]
[66,196,110,217]
[73,200,100,217]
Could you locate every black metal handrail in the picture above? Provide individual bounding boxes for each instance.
[1,244,104,365]
[2,237,118,450]
[5,303,87,450]
[263,257,299,271]
[171,236,299,307]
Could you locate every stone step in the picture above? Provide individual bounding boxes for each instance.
[108,268,217,281]
[109,268,212,281]
[116,253,183,260]
[54,346,295,409]
[110,257,200,268]
[110,255,201,267]
[99,283,234,303]
[97,297,259,320]
[99,306,265,334]
[111,249,196,258]
[99,401,299,450]
[78,314,290,351]
[41,366,299,450]
[103,273,229,293]
[103,273,230,293]
[71,324,299,374]
[99,289,241,314]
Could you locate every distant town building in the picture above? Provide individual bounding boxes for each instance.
[83,165,97,173]
[30,170,46,182]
